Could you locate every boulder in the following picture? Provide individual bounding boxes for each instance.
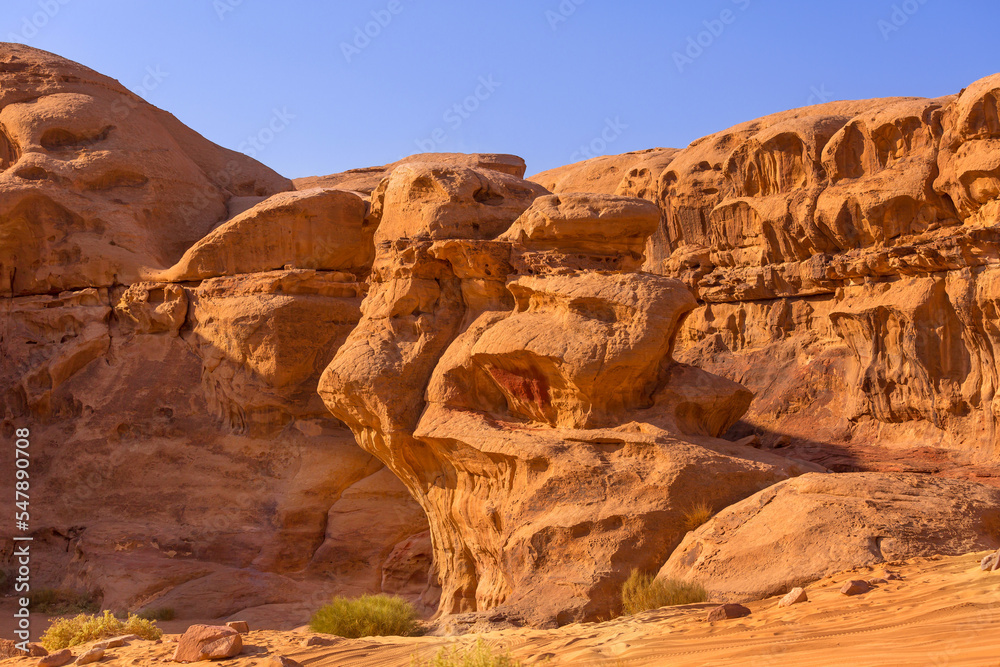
[154,188,372,282]
[173,625,242,662]
[658,473,1000,602]
[300,636,341,648]
[267,657,304,667]
[841,580,872,596]
[778,587,808,608]
[707,604,751,622]
[38,650,74,667]
[73,647,104,665]
[225,621,249,634]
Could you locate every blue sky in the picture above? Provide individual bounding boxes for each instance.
[5,0,998,179]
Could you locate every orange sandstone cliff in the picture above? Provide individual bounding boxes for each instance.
[1,44,999,631]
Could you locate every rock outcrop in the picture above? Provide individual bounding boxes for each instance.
[6,42,1000,635]
[658,472,1000,602]
[0,43,290,297]
[529,76,1000,473]
[293,153,527,195]
[0,45,431,624]
[319,163,821,625]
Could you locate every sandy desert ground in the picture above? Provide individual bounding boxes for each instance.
[3,551,998,667]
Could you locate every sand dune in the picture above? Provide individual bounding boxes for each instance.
[5,551,998,666]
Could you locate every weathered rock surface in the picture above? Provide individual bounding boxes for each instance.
[529,148,677,196]
[0,43,290,297]
[154,188,373,282]
[0,45,430,625]
[658,473,1000,602]
[6,43,1000,637]
[294,153,527,194]
[534,78,1000,472]
[319,162,821,625]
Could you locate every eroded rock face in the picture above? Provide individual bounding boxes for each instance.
[0,46,430,625]
[294,153,527,195]
[537,75,1000,470]
[658,472,1000,602]
[0,43,291,297]
[319,169,819,625]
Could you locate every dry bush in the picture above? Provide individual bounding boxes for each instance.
[41,610,162,650]
[412,640,523,667]
[682,500,715,533]
[310,594,419,638]
[620,570,707,616]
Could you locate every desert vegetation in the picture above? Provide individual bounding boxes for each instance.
[28,589,101,615]
[309,594,420,638]
[40,610,163,650]
[412,640,523,667]
[682,500,716,533]
[620,571,707,616]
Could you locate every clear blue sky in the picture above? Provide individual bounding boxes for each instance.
[5,0,998,179]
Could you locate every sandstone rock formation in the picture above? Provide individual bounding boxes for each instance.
[658,472,1000,602]
[0,45,431,625]
[319,162,822,625]
[0,43,290,297]
[529,77,1000,476]
[6,42,1000,636]
[293,153,527,195]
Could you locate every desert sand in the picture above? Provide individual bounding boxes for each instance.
[3,552,997,666]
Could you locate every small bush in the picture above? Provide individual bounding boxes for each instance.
[682,501,715,533]
[29,589,101,615]
[137,607,175,621]
[309,594,419,638]
[620,570,707,616]
[41,610,162,650]
[413,640,522,667]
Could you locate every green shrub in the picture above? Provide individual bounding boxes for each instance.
[309,594,419,638]
[413,640,522,667]
[40,610,162,650]
[137,607,175,621]
[682,500,715,533]
[29,589,101,615]
[620,570,707,616]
